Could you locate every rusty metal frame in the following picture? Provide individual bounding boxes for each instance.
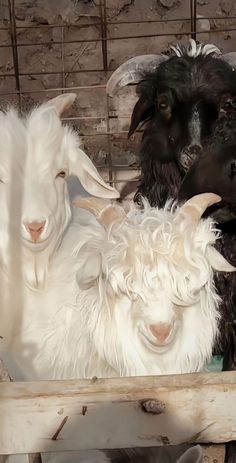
[1,0,236,186]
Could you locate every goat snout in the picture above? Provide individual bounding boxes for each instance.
[24,220,46,242]
[150,323,173,345]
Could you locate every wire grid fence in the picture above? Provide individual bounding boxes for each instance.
[0,0,236,193]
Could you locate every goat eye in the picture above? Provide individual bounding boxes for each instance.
[169,136,175,145]
[231,161,236,177]
[56,171,66,179]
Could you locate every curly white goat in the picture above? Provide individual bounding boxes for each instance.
[1,192,234,381]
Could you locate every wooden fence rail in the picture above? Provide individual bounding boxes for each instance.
[0,371,235,456]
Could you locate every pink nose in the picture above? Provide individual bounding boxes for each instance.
[24,221,46,242]
[150,323,172,344]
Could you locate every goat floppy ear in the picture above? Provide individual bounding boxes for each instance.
[177,445,203,463]
[45,93,77,116]
[68,147,120,199]
[76,246,102,288]
[128,95,154,138]
[206,246,236,273]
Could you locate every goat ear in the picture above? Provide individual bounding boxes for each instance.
[68,147,120,199]
[76,248,102,289]
[177,445,203,463]
[45,93,77,117]
[221,52,236,69]
[206,246,236,273]
[128,95,154,138]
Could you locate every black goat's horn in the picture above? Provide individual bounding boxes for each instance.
[106,54,168,97]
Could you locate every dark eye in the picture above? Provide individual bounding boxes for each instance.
[169,136,175,145]
[56,171,66,179]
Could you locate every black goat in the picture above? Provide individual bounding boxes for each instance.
[178,102,236,463]
[179,106,236,366]
[107,40,236,208]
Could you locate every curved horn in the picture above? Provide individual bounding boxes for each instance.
[175,193,222,225]
[73,197,125,227]
[221,52,236,69]
[106,54,168,97]
[45,93,77,116]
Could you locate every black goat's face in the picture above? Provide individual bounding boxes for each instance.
[106,40,236,212]
[179,143,236,222]
[176,98,219,172]
[127,53,236,171]
[152,91,219,171]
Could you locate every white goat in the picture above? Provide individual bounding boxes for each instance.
[0,93,120,378]
[1,192,234,381]
[0,93,119,290]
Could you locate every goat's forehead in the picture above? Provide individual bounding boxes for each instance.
[0,109,66,172]
[0,111,26,169]
[126,220,194,253]
[26,109,66,167]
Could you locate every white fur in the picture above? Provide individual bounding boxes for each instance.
[0,101,118,290]
[0,199,231,381]
[170,39,221,58]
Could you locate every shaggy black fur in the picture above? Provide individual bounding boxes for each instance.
[129,53,236,207]
[179,107,236,365]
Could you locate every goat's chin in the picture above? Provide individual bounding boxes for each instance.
[22,233,54,251]
[139,323,178,353]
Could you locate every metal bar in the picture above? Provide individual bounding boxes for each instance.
[0,84,106,96]
[2,26,236,49]
[106,95,113,186]
[0,15,234,30]
[107,16,236,24]
[0,69,106,77]
[61,25,66,89]
[190,0,193,38]
[99,0,108,72]
[63,116,133,121]
[7,0,20,100]
[103,0,108,72]
[192,0,197,41]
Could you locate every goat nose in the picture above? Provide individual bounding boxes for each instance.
[24,221,46,242]
[150,323,172,344]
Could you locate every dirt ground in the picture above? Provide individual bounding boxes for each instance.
[0,0,236,183]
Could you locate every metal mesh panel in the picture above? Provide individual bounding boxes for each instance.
[0,0,236,193]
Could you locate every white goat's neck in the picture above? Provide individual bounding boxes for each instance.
[23,248,50,290]
[1,231,65,290]
[22,231,67,290]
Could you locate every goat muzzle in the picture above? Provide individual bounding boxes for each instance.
[150,322,173,345]
[24,220,46,242]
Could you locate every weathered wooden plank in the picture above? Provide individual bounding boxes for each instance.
[201,444,225,462]
[0,359,12,382]
[0,358,42,462]
[0,372,235,455]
